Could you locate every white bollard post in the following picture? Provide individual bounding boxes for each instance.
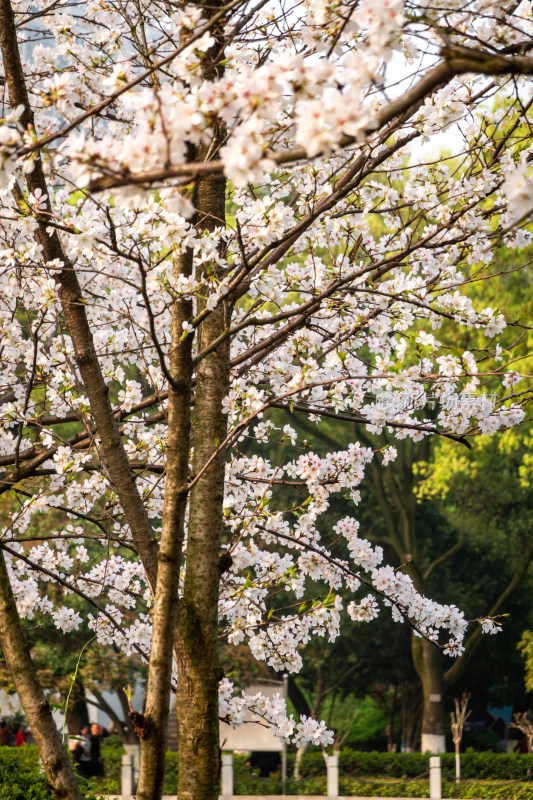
[121,753,134,800]
[221,752,233,799]
[327,753,339,800]
[124,743,141,790]
[429,756,442,800]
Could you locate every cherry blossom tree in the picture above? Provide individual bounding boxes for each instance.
[1,0,533,798]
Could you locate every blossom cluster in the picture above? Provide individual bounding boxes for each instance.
[219,678,334,746]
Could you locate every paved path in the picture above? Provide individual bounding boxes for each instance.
[104,796,434,799]
[104,795,512,800]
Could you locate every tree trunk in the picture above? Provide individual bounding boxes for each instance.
[387,685,398,752]
[175,155,228,799]
[400,682,420,752]
[175,299,230,798]
[294,745,308,781]
[169,1,228,791]
[136,247,194,799]
[0,549,83,800]
[412,636,446,753]
[278,671,311,719]
[65,683,89,735]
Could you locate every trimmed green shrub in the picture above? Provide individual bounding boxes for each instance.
[233,773,533,797]
[0,745,102,800]
[0,746,52,800]
[3,743,532,798]
[229,752,533,796]
[449,782,533,799]
[163,751,179,794]
[290,748,533,781]
[334,778,533,799]
[85,742,177,795]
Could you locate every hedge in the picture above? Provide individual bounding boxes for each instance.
[233,751,533,796]
[329,778,533,799]
[290,749,533,781]
[0,745,102,800]
[91,747,533,795]
[3,742,532,798]
[231,774,533,797]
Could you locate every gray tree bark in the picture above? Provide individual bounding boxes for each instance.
[136,247,194,799]
[0,549,83,800]
[175,162,229,800]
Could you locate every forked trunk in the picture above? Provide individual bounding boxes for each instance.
[174,123,228,794]
[176,298,230,799]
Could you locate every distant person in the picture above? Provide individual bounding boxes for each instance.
[0,721,11,747]
[14,725,27,746]
[97,723,110,740]
[71,725,93,778]
[247,750,281,778]
[89,722,105,777]
[68,735,83,768]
